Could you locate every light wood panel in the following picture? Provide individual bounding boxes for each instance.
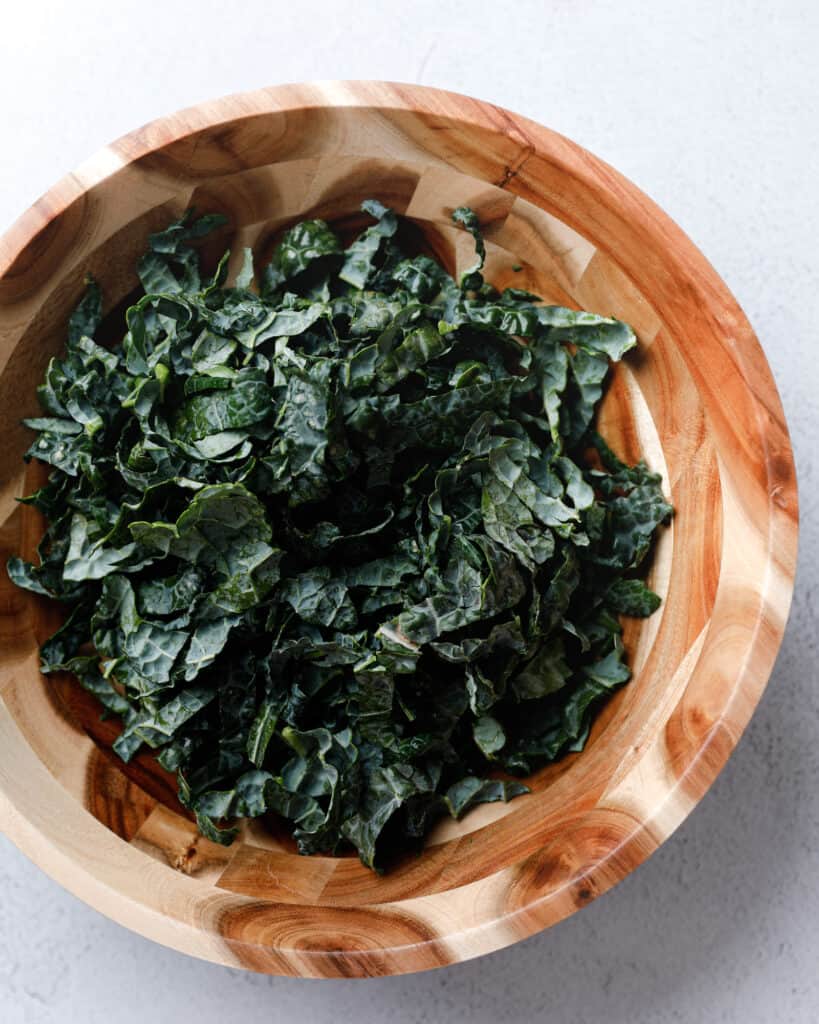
[0,81,798,977]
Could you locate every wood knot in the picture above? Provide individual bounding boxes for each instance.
[172,840,200,874]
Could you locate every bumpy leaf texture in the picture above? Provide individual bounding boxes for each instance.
[9,204,672,870]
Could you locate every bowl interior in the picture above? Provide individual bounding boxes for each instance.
[0,152,713,892]
[0,85,793,978]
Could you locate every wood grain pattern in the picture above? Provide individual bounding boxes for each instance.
[0,81,798,977]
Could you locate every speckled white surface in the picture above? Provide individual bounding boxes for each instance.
[1,2,816,1021]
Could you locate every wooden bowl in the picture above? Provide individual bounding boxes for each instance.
[0,82,798,978]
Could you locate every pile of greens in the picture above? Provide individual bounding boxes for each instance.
[8,200,671,870]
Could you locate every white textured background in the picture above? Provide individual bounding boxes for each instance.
[1,2,816,1021]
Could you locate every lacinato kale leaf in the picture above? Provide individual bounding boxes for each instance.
[8,202,672,871]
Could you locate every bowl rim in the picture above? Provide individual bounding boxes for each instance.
[0,80,799,977]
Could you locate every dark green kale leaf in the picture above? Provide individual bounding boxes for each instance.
[261,219,342,295]
[8,200,672,871]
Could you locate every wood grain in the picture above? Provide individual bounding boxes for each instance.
[0,81,798,977]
